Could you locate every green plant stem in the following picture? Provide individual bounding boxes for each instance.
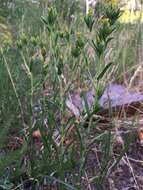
[20,51,35,176]
[0,47,25,128]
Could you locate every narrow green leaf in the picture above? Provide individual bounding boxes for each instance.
[80,92,90,116]
[41,16,48,25]
[97,62,113,81]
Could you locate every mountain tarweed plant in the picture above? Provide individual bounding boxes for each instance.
[0,2,131,189]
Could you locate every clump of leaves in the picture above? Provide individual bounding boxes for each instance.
[41,7,58,31]
[84,8,95,32]
[104,4,121,25]
[71,32,85,58]
[92,4,120,58]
